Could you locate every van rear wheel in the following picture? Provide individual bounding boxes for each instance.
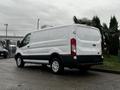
[16,56,24,68]
[50,57,64,74]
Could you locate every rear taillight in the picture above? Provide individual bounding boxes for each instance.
[71,38,77,59]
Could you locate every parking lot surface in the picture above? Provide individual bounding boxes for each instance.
[0,58,120,90]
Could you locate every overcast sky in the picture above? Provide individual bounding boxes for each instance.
[0,0,120,36]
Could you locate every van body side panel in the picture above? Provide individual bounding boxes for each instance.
[15,24,103,66]
[22,26,73,60]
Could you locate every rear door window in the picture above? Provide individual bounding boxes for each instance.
[77,27,101,41]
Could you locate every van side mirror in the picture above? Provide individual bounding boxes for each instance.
[17,41,21,47]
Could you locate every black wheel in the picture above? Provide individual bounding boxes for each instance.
[16,55,24,68]
[50,57,64,74]
[3,54,7,58]
[3,52,8,58]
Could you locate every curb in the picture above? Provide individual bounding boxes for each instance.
[90,68,120,74]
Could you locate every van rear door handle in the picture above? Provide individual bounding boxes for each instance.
[92,44,96,46]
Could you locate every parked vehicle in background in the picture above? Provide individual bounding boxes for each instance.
[0,43,8,58]
[15,24,103,74]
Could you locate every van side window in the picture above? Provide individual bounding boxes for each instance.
[21,33,31,47]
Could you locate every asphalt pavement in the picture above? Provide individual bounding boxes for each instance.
[0,58,120,90]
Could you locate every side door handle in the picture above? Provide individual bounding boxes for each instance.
[27,46,30,48]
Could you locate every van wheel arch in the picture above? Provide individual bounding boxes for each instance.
[49,53,63,64]
[15,53,22,60]
[49,53,64,74]
[15,53,24,68]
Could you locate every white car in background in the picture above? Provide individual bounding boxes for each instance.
[0,45,8,58]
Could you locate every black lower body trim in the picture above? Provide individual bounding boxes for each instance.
[21,54,103,67]
[61,55,103,67]
[22,55,49,60]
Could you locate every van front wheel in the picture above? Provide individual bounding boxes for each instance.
[16,56,24,68]
[50,58,64,74]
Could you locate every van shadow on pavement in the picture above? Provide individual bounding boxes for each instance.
[16,64,100,77]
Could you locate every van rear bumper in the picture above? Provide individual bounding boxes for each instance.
[61,55,103,67]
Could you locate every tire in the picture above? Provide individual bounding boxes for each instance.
[50,57,64,74]
[3,52,8,58]
[16,55,24,68]
[3,54,7,58]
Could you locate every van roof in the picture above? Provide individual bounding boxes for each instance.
[31,24,99,34]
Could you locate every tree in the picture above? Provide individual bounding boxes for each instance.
[73,16,79,24]
[79,18,92,26]
[103,23,108,31]
[92,16,102,30]
[73,16,92,25]
[91,16,103,36]
[102,23,110,54]
[109,16,118,33]
[109,16,119,55]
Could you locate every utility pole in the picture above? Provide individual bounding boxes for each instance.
[4,24,8,38]
[37,18,40,30]
[4,24,9,55]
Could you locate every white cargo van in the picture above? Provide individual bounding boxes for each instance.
[15,24,103,74]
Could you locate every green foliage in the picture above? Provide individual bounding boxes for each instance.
[94,55,120,71]
[109,16,118,32]
[73,16,92,25]
[92,16,102,30]
[73,16,79,24]
[109,16,119,55]
[102,23,110,54]
[73,16,102,30]
[102,23,108,31]
[79,18,92,26]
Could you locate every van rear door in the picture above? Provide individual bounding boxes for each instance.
[76,26,101,55]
